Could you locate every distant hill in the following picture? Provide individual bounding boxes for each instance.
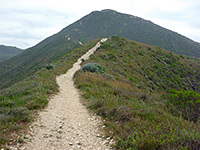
[61,9,200,57]
[1,9,200,89]
[0,45,23,62]
[0,34,80,89]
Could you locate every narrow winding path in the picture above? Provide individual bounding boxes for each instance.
[20,38,110,150]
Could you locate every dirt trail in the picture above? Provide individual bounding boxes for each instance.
[19,38,111,150]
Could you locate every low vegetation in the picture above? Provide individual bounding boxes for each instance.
[165,90,200,123]
[45,64,54,70]
[74,36,200,149]
[0,34,79,89]
[81,63,106,74]
[0,39,100,148]
[1,37,199,149]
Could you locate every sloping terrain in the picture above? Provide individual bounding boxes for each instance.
[0,34,80,89]
[19,38,110,150]
[0,45,23,62]
[0,37,199,149]
[1,9,200,90]
[0,39,100,148]
[62,9,200,57]
[74,37,200,149]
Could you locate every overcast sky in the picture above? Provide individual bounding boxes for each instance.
[0,0,200,49]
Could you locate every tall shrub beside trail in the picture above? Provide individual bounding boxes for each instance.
[81,63,106,74]
[45,64,54,70]
[166,90,200,122]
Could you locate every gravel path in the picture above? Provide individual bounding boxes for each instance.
[18,38,111,150]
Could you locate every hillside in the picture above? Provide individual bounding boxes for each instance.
[0,39,100,147]
[1,9,200,89]
[61,9,200,57]
[0,45,23,62]
[0,33,80,89]
[0,37,199,149]
[74,37,200,149]
[77,36,200,93]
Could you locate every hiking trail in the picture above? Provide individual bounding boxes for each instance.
[17,38,112,150]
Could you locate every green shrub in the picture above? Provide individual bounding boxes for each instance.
[166,90,200,122]
[45,64,54,70]
[6,107,29,117]
[0,100,15,107]
[147,47,151,51]
[138,52,144,56]
[99,42,112,50]
[81,63,106,74]
[129,77,138,83]
[103,73,114,80]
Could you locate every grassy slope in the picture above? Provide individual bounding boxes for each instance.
[0,37,199,149]
[0,33,80,89]
[62,9,200,58]
[0,39,100,148]
[1,9,200,90]
[74,37,200,149]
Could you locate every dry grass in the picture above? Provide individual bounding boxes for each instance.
[74,37,200,149]
[0,39,100,148]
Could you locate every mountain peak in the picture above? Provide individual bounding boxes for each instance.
[101,9,117,13]
[91,9,117,14]
[1,9,200,88]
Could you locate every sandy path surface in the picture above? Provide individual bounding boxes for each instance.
[18,38,111,150]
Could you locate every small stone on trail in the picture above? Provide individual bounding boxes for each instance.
[43,134,49,138]
[76,141,81,145]
[96,134,102,138]
[68,142,73,146]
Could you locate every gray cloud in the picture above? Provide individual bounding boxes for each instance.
[0,2,72,48]
[0,0,199,49]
